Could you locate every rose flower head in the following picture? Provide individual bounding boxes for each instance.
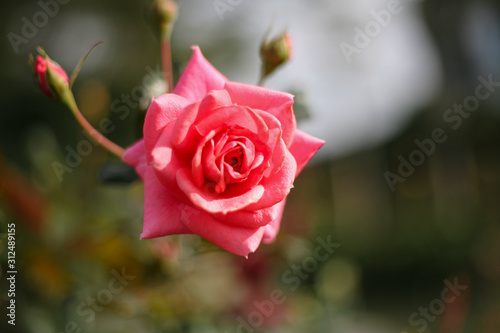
[123,46,323,257]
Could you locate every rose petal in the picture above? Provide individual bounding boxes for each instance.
[201,136,221,184]
[144,94,190,159]
[262,199,286,243]
[214,203,281,228]
[244,150,297,211]
[197,89,233,119]
[225,81,296,147]
[253,109,282,147]
[195,105,269,141]
[150,122,185,171]
[181,206,265,257]
[151,122,192,202]
[221,165,266,198]
[122,139,147,179]
[192,130,216,188]
[168,101,201,154]
[252,109,284,177]
[171,90,232,154]
[176,168,265,214]
[141,167,192,239]
[173,46,228,103]
[289,129,325,176]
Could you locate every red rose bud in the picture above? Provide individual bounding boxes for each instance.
[260,32,293,78]
[152,0,178,40]
[30,53,69,100]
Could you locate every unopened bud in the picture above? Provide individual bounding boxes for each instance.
[30,52,69,100]
[152,0,178,40]
[260,32,293,77]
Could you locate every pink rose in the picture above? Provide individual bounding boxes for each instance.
[33,55,69,99]
[123,46,323,257]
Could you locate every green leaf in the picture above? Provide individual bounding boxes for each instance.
[69,41,103,88]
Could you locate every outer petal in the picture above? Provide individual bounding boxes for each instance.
[144,94,190,159]
[224,81,296,147]
[141,166,192,239]
[289,129,325,176]
[122,139,147,179]
[173,46,228,103]
[262,199,286,243]
[181,206,265,257]
[151,122,192,202]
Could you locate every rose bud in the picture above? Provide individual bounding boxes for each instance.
[30,52,69,100]
[151,0,178,40]
[260,32,293,78]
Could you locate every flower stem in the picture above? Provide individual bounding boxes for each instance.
[258,69,267,87]
[161,38,174,93]
[258,75,266,87]
[61,90,125,158]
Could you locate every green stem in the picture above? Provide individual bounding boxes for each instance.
[258,76,266,87]
[161,37,174,93]
[62,91,125,158]
[258,69,267,87]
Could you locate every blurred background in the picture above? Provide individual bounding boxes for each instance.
[1,0,500,332]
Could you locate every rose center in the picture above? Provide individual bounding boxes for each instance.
[224,147,243,173]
